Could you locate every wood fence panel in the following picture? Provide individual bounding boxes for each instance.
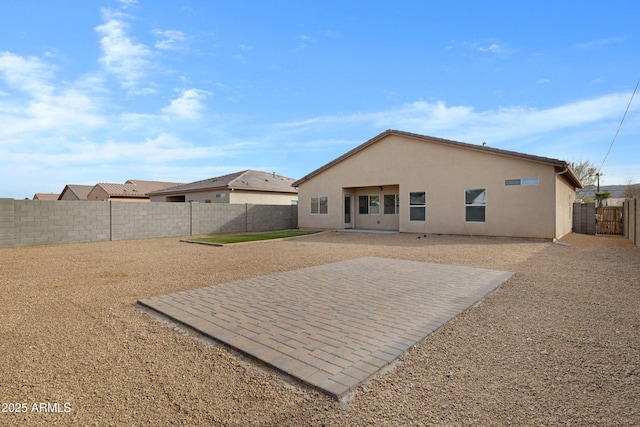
[596,207,623,235]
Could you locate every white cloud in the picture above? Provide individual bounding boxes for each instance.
[277,92,638,149]
[575,37,626,50]
[294,34,317,52]
[0,52,55,96]
[473,41,515,56]
[0,53,105,142]
[153,29,186,51]
[162,88,210,120]
[477,43,503,53]
[447,39,515,57]
[95,8,154,94]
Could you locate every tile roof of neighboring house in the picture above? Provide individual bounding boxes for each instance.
[292,129,583,189]
[148,170,298,196]
[93,180,184,198]
[58,184,94,200]
[33,193,60,201]
[123,180,185,194]
[93,183,148,198]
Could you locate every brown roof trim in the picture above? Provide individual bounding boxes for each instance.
[292,129,583,189]
[149,170,298,196]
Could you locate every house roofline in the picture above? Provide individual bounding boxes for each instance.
[151,186,298,196]
[291,129,583,189]
[149,170,299,196]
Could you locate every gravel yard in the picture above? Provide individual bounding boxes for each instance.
[1,232,638,426]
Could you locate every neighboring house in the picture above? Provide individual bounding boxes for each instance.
[292,129,583,240]
[603,198,625,207]
[33,193,60,201]
[87,180,183,202]
[148,170,298,205]
[58,184,94,200]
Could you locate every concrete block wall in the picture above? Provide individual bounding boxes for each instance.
[573,203,596,235]
[623,198,638,247]
[12,200,110,246]
[110,201,190,241]
[191,203,248,235]
[0,198,15,248]
[0,200,299,247]
[247,204,298,232]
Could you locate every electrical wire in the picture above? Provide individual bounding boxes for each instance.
[598,78,640,174]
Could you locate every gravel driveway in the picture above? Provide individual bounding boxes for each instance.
[1,232,638,426]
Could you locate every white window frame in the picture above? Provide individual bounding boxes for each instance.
[359,195,380,215]
[311,195,328,215]
[465,188,486,222]
[522,177,539,186]
[409,191,426,221]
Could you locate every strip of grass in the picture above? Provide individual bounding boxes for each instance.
[193,230,323,244]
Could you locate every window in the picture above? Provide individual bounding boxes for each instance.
[409,191,426,221]
[311,195,328,214]
[384,194,399,214]
[505,178,539,186]
[359,195,380,214]
[465,189,486,222]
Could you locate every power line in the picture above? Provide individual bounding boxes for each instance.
[598,78,640,174]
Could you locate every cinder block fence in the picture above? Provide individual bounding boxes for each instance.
[623,198,639,248]
[0,199,297,248]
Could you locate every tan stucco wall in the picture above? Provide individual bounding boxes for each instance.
[150,190,230,203]
[111,197,150,202]
[58,192,77,201]
[150,190,297,205]
[555,172,577,239]
[297,134,571,239]
[87,187,109,201]
[229,191,298,205]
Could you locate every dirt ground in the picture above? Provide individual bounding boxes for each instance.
[0,231,638,426]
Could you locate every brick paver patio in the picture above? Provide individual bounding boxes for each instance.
[138,257,513,400]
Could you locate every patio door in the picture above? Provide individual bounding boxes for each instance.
[344,194,353,228]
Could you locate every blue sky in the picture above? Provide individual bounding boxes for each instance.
[1,0,638,199]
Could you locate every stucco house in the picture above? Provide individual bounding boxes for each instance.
[148,170,298,205]
[292,130,582,240]
[87,180,183,202]
[58,184,94,200]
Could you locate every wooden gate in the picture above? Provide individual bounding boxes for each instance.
[596,207,623,235]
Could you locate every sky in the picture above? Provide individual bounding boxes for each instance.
[1,0,639,199]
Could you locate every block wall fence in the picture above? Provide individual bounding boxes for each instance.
[572,203,597,235]
[0,199,298,248]
[623,198,639,248]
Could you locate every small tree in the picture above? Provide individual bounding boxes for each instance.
[623,179,640,198]
[571,160,598,200]
[595,191,611,207]
[571,160,598,187]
